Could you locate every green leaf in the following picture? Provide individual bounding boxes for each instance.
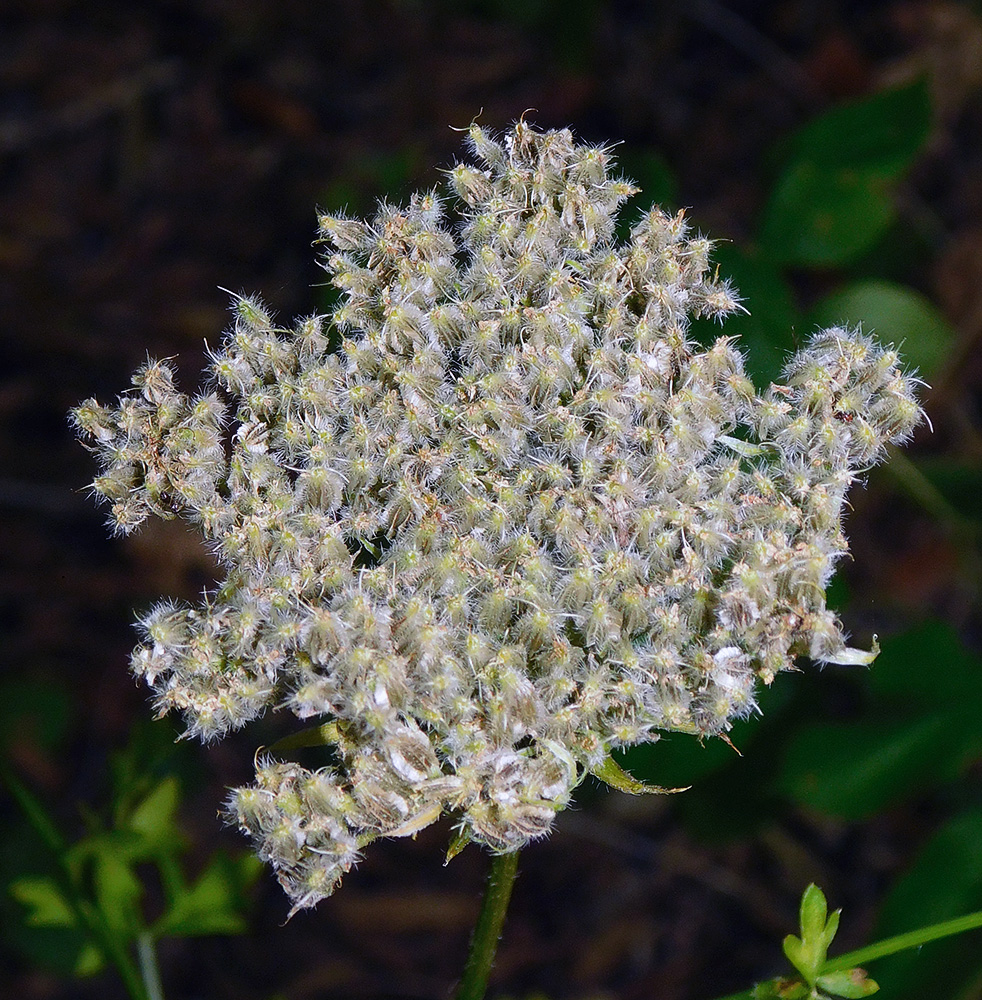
[126,775,182,853]
[153,853,250,937]
[446,828,472,864]
[9,876,77,928]
[760,162,895,267]
[591,755,688,795]
[816,969,879,998]
[777,712,965,819]
[870,621,982,706]
[800,883,829,946]
[808,280,955,376]
[783,934,813,985]
[783,78,931,179]
[73,941,106,977]
[823,908,841,952]
[92,852,143,938]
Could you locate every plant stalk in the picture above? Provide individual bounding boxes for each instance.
[137,932,166,1000]
[454,850,520,1000]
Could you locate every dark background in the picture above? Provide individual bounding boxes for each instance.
[3,2,982,999]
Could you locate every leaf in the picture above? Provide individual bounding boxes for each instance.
[870,621,982,706]
[777,712,966,819]
[760,162,895,267]
[127,776,182,854]
[591,755,688,795]
[445,828,472,864]
[92,852,143,938]
[800,883,830,945]
[783,934,813,985]
[73,941,106,977]
[808,280,955,375]
[816,968,879,998]
[786,884,839,986]
[782,78,932,179]
[753,978,810,999]
[153,853,250,938]
[9,876,77,928]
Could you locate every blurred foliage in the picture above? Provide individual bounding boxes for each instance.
[1,717,260,997]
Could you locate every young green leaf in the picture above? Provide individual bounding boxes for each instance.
[783,884,842,987]
[816,968,879,998]
[800,883,830,945]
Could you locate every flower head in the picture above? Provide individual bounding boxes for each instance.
[74,120,922,911]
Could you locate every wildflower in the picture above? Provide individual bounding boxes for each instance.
[74,120,921,913]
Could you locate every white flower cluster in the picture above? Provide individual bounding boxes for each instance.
[74,120,921,912]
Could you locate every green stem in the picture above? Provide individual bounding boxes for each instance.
[137,932,166,1000]
[822,907,982,972]
[712,907,982,1000]
[454,850,520,1000]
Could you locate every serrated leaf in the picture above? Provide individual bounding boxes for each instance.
[761,163,895,267]
[808,280,955,376]
[9,876,77,928]
[816,968,879,997]
[783,78,931,179]
[591,755,688,795]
